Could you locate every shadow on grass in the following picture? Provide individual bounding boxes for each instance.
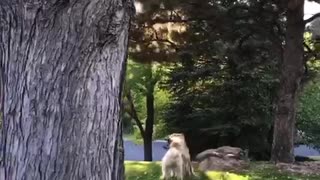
[241,162,320,180]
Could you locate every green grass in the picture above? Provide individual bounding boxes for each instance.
[125,161,248,180]
[243,162,320,180]
[123,134,143,144]
[125,161,320,180]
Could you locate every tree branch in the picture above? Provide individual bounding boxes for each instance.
[303,42,313,53]
[303,42,320,59]
[304,13,320,24]
[125,90,145,137]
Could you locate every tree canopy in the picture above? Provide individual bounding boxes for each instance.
[127,0,320,162]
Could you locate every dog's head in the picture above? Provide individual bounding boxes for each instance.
[167,133,186,147]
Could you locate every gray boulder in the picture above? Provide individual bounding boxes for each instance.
[195,146,249,171]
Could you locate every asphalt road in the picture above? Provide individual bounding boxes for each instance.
[0,139,319,161]
[124,140,168,161]
[123,140,320,161]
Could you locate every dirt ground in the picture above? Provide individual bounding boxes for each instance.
[276,161,320,175]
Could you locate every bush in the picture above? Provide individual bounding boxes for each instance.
[297,80,320,148]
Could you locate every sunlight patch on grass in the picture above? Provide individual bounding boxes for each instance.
[125,161,249,180]
[206,171,249,180]
[125,161,320,180]
[125,161,162,180]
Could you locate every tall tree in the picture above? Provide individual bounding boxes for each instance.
[128,0,183,161]
[0,0,134,179]
[124,64,156,161]
[271,0,320,163]
[161,0,283,160]
[123,60,165,161]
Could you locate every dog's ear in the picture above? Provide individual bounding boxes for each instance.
[166,137,172,145]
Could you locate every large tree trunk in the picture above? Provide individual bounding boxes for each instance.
[143,64,154,161]
[271,0,305,163]
[0,1,134,179]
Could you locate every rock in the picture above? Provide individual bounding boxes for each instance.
[195,146,247,161]
[215,146,244,159]
[195,146,249,172]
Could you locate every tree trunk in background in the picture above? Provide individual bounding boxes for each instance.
[0,66,3,126]
[143,64,155,161]
[271,0,305,163]
[0,0,134,179]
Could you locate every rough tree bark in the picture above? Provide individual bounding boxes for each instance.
[271,0,305,163]
[0,0,134,179]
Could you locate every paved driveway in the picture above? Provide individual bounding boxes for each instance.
[124,140,168,161]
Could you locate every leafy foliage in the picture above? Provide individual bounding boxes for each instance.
[158,0,283,160]
[122,60,171,139]
[129,0,320,160]
[296,31,320,148]
[297,79,320,148]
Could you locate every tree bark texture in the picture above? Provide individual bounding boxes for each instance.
[271,0,305,163]
[0,0,134,179]
[143,64,154,162]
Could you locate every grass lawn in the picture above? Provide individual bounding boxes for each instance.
[125,161,320,180]
[309,156,320,161]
